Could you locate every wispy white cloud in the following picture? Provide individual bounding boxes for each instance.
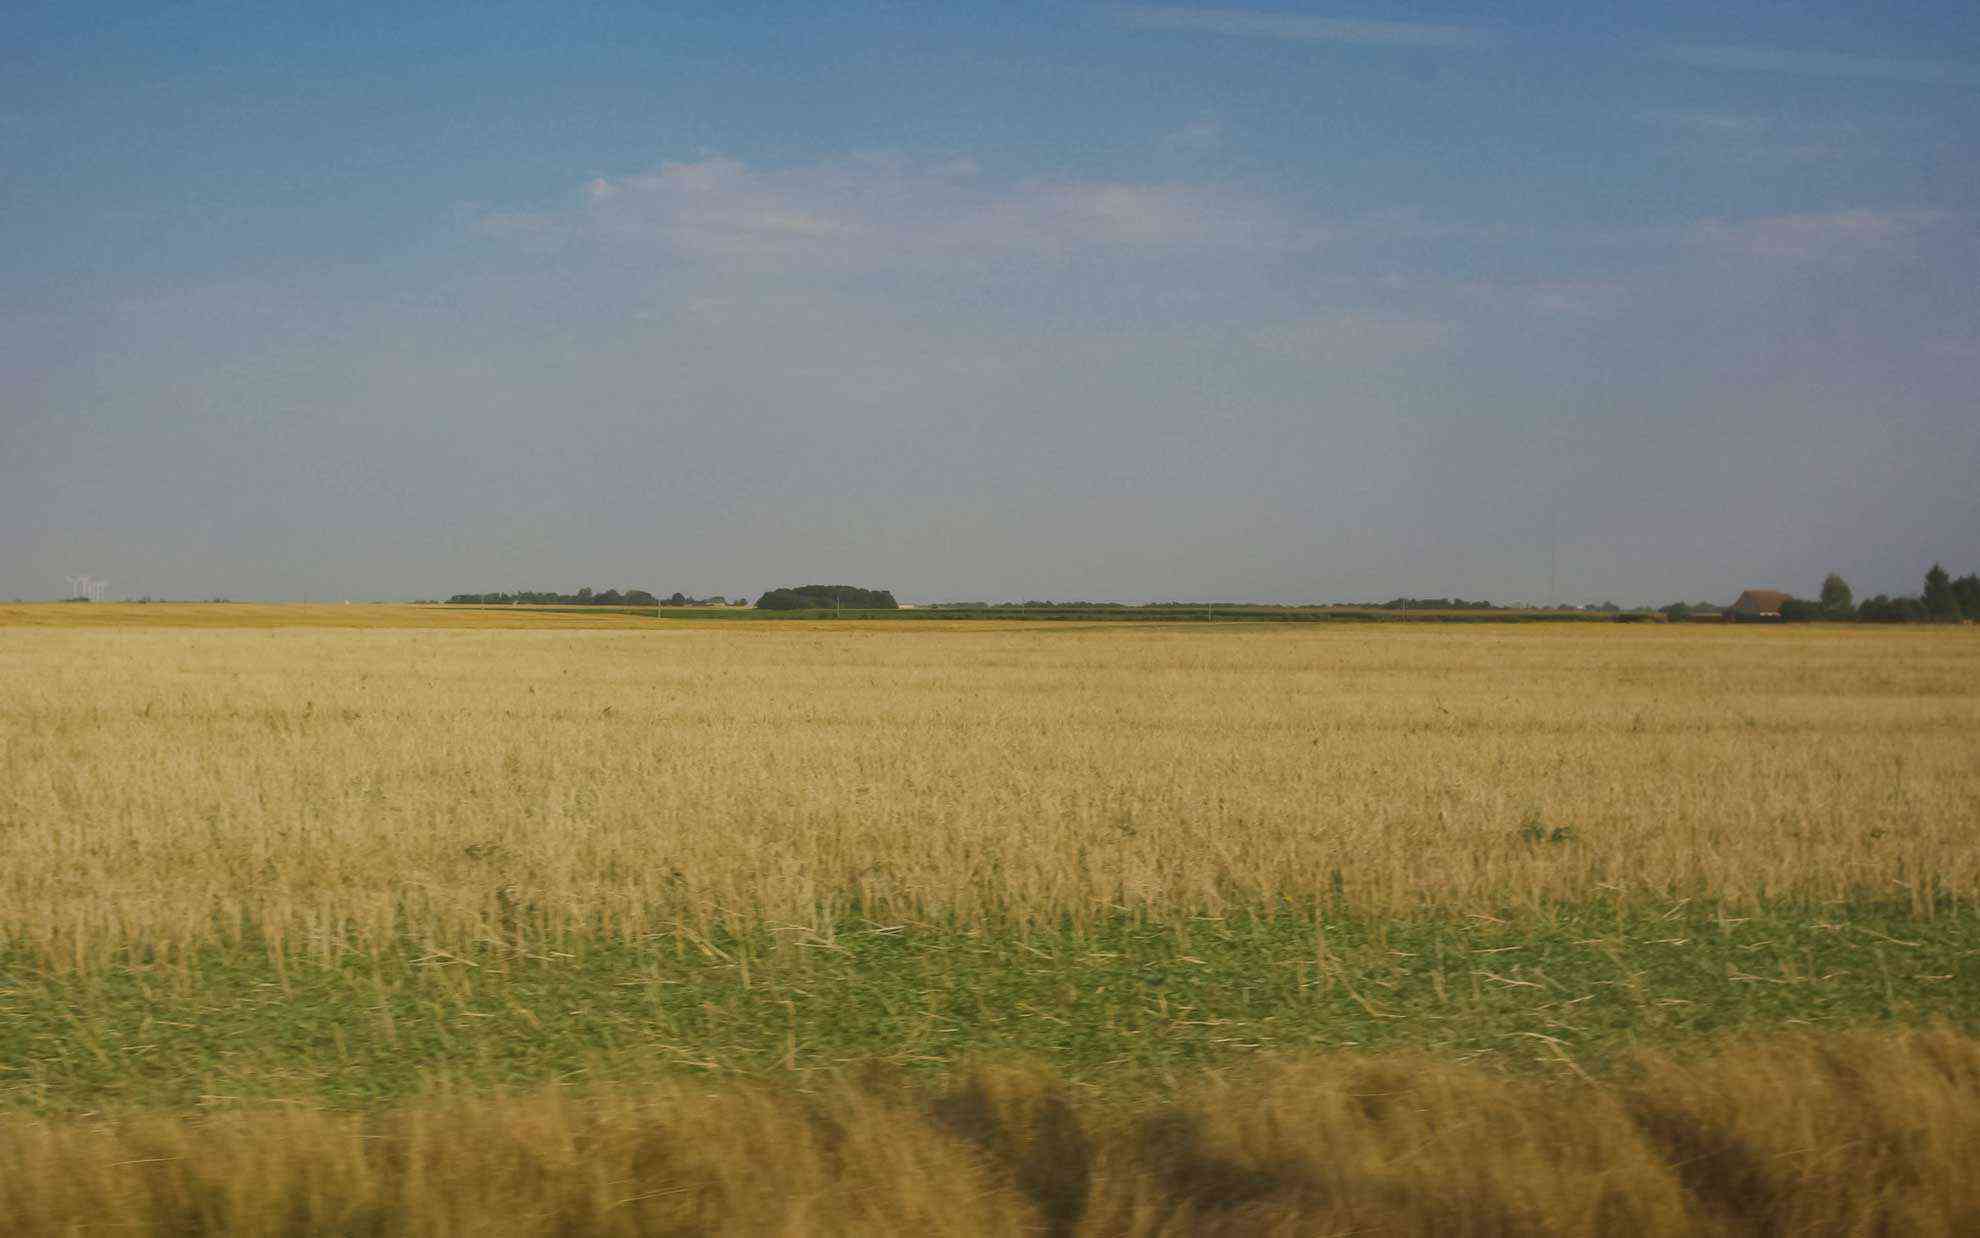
[563,154,1324,271]
[1343,206,1507,244]
[1697,209,1950,259]
[1116,5,1488,49]
[1455,279,1629,319]
[465,210,573,256]
[1662,43,1980,87]
[1248,311,1452,365]
[1636,110,1772,136]
[1159,117,1225,161]
[1925,336,1980,362]
[1634,109,1863,166]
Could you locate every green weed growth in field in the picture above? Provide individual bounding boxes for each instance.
[2,900,1972,1114]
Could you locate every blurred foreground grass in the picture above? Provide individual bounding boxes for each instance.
[4,1023,1979,1235]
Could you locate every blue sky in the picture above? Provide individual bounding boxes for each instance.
[5,2,1976,602]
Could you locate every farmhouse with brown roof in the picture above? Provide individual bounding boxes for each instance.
[1726,589,1792,621]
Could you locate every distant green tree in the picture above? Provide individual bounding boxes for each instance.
[1923,563,1963,621]
[1779,597,1822,622]
[1660,602,1691,621]
[1954,574,1980,619]
[1819,573,1854,617]
[755,585,898,611]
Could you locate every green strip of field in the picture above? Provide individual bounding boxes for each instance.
[655,607,1629,622]
[2,901,1971,1114]
[440,604,1636,622]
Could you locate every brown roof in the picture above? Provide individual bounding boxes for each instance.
[1728,589,1792,615]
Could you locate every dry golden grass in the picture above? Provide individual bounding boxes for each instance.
[4,1027,1977,1235]
[0,617,1974,961]
[0,603,678,630]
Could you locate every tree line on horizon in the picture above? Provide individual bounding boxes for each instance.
[445,589,738,607]
[1661,565,1980,623]
[927,598,1611,612]
[439,567,1977,620]
[447,585,901,610]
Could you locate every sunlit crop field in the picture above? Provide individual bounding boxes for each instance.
[5,611,1979,1230]
[0,602,672,631]
[2,615,1974,961]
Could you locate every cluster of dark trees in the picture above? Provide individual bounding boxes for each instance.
[1848,564,1980,623]
[1663,565,1979,624]
[446,588,735,607]
[1376,597,1499,611]
[1656,601,1724,620]
[755,585,898,611]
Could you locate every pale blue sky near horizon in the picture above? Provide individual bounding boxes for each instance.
[4,2,1976,604]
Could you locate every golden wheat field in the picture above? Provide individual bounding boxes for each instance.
[5,607,1980,1233]
[1,609,1974,960]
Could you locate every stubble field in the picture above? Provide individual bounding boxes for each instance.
[2,607,1977,1233]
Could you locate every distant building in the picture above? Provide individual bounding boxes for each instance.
[1726,589,1792,622]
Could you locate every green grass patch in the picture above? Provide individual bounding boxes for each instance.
[441,604,1632,623]
[636,606,1632,622]
[1,900,1972,1114]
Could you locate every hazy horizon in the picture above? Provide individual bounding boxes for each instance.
[7,3,1977,606]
